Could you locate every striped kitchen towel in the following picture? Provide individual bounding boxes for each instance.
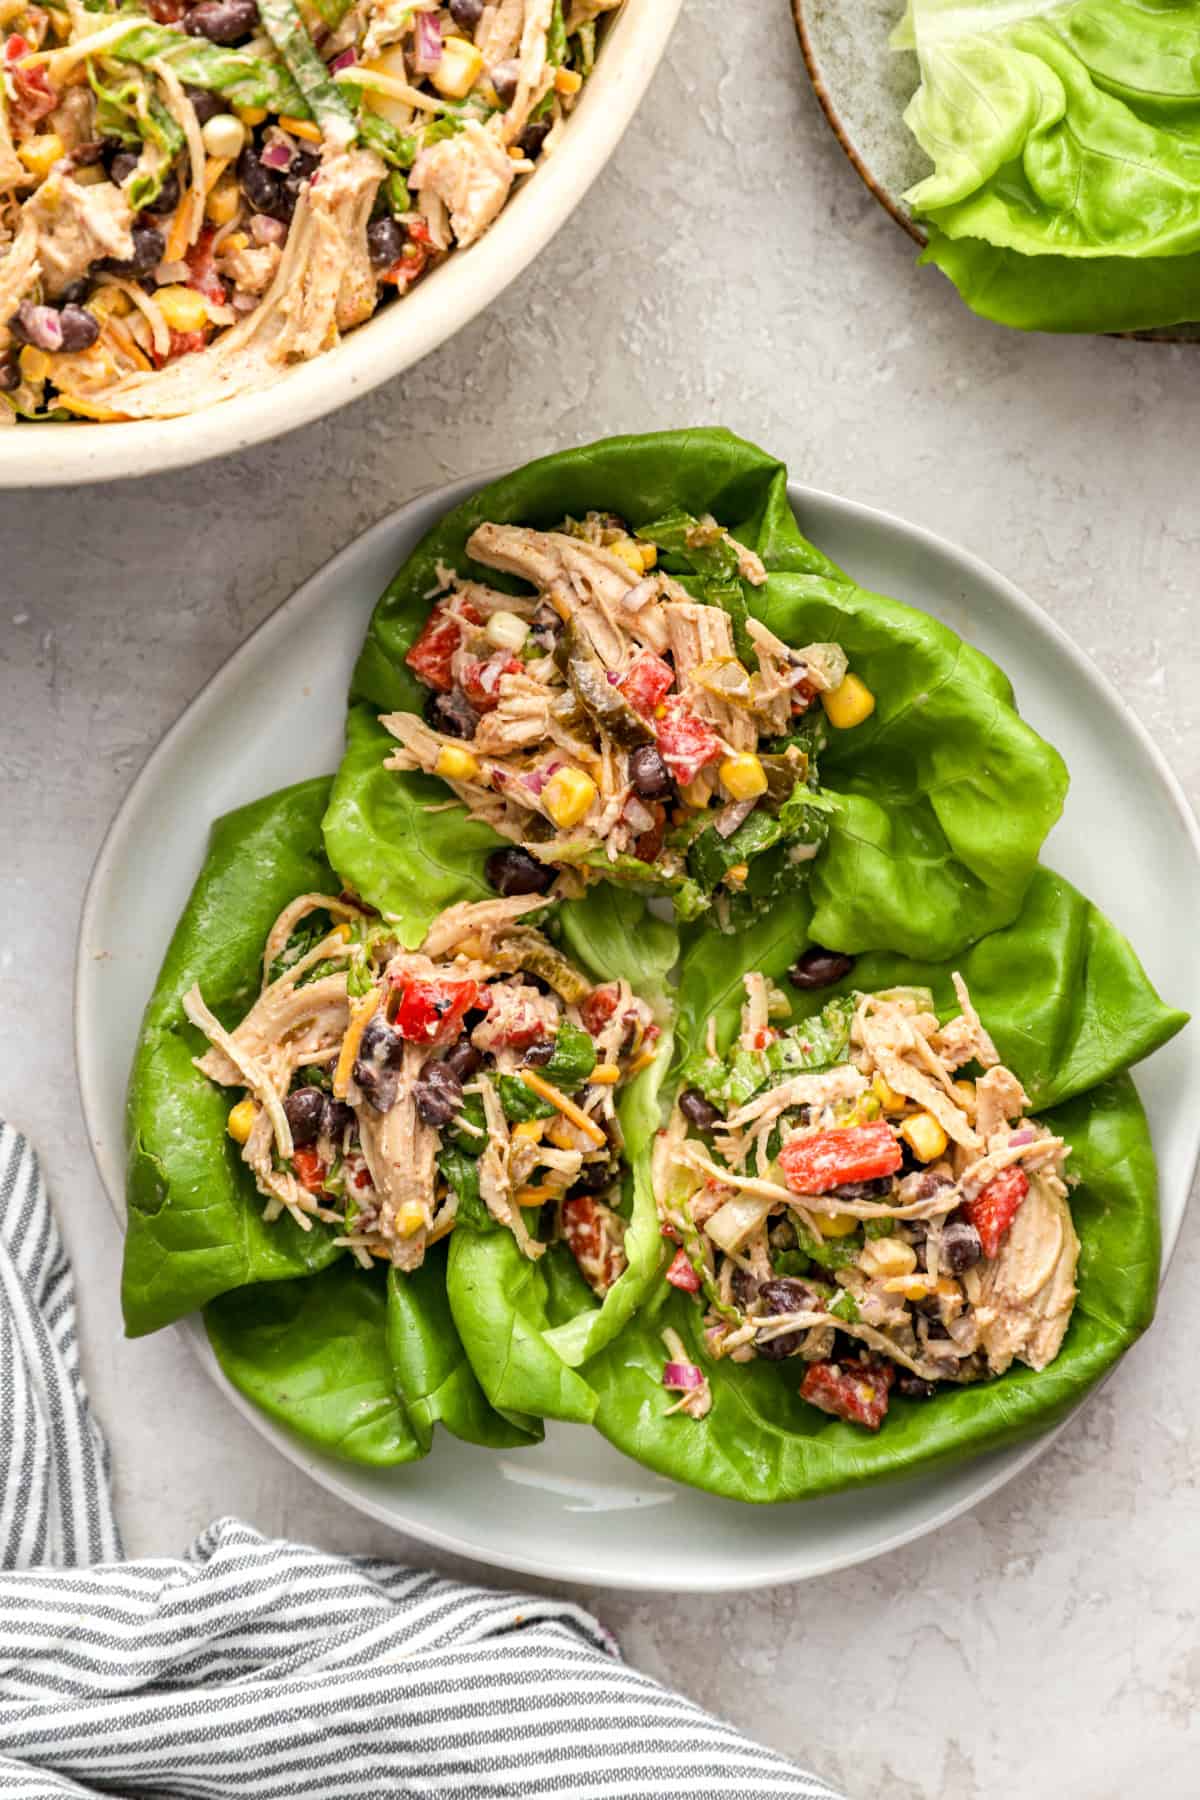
[0,1122,846,1800]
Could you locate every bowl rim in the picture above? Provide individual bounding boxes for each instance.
[74,470,1200,1590]
[2,0,681,489]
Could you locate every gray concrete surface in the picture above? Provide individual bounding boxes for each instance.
[2,2,1199,1796]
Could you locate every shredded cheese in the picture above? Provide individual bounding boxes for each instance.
[333,989,382,1098]
[520,1070,606,1147]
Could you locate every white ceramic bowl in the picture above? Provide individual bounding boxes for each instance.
[76,474,1200,1590]
[6,0,680,489]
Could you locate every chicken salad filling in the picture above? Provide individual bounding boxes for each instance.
[185,887,658,1285]
[654,964,1078,1431]
[385,506,875,925]
[0,0,619,421]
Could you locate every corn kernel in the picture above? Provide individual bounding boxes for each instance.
[872,1072,907,1115]
[822,672,876,730]
[719,752,768,802]
[431,35,485,99]
[723,863,748,887]
[814,1211,859,1239]
[512,1118,544,1143]
[205,175,241,225]
[900,1111,948,1163]
[952,1079,976,1109]
[883,1274,930,1303]
[89,287,131,320]
[330,922,353,943]
[18,345,50,383]
[395,1201,427,1238]
[555,65,583,94]
[201,111,245,160]
[860,1236,917,1278]
[934,1276,963,1300]
[279,113,324,143]
[611,536,646,574]
[227,1097,259,1145]
[236,105,268,125]
[484,608,529,653]
[542,765,597,829]
[156,285,210,333]
[639,542,658,571]
[588,1064,621,1085]
[18,132,65,179]
[435,744,481,782]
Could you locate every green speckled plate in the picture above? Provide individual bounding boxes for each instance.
[791,0,1200,341]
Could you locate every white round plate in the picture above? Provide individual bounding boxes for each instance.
[76,473,1200,1591]
[5,0,680,489]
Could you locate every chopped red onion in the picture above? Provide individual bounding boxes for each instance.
[605,670,620,684]
[13,301,63,353]
[662,1362,705,1391]
[250,213,288,245]
[329,46,357,71]
[260,141,292,170]
[412,11,443,72]
[1009,1127,1035,1146]
[522,760,560,795]
[622,796,655,833]
[713,798,755,839]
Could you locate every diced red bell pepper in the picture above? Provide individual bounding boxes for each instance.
[778,1121,902,1196]
[632,802,667,865]
[655,696,723,786]
[164,329,207,364]
[665,1247,702,1293]
[291,1147,328,1195]
[561,1195,623,1294]
[186,229,228,307]
[461,652,522,713]
[405,602,474,692]
[790,678,817,714]
[964,1165,1029,1259]
[800,1359,895,1431]
[5,35,57,128]
[391,976,482,1046]
[619,652,675,716]
[581,984,620,1035]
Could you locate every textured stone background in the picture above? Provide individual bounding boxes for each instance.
[2,2,1199,1796]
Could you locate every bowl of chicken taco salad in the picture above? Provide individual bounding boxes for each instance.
[114,431,1189,1525]
[0,0,678,478]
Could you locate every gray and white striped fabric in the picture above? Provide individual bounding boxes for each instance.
[0,1123,844,1800]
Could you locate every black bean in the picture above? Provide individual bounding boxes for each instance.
[627,743,675,803]
[522,1039,556,1067]
[184,84,225,125]
[325,1099,356,1139]
[237,146,283,216]
[414,1059,463,1128]
[941,1219,982,1274]
[678,1087,720,1131]
[143,172,181,216]
[0,356,18,392]
[367,216,406,270]
[518,118,552,157]
[109,149,140,186]
[831,1175,894,1202]
[284,1086,327,1147]
[449,0,483,26]
[443,1040,484,1082]
[72,140,107,166]
[896,1373,937,1400]
[289,148,320,180]
[58,278,91,307]
[755,1278,817,1361]
[184,0,259,42]
[490,58,520,104]
[424,686,479,739]
[485,845,555,897]
[731,1267,759,1310]
[353,1015,405,1112]
[103,221,165,277]
[570,1158,614,1195]
[787,945,856,990]
[58,305,99,352]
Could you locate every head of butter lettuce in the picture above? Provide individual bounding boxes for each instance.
[324,427,1067,963]
[121,776,676,1464]
[897,0,1200,333]
[580,868,1186,1502]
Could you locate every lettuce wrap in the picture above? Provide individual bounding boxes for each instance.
[898,0,1200,332]
[580,869,1185,1500]
[325,429,1067,962]
[122,776,679,1461]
